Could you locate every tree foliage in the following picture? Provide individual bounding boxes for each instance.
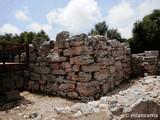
[89,21,108,36]
[129,9,160,53]
[89,21,123,42]
[0,30,50,44]
[107,28,122,42]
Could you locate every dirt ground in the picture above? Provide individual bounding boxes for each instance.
[0,78,139,120]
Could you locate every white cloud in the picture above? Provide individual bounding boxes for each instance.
[106,1,134,28]
[15,7,32,22]
[138,0,160,20]
[27,22,52,33]
[46,0,102,32]
[106,0,160,39]
[0,23,21,34]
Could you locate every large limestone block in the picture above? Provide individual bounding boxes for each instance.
[32,37,44,50]
[70,55,94,65]
[94,69,109,80]
[58,83,75,91]
[51,69,66,75]
[77,81,100,96]
[46,52,67,63]
[40,41,50,51]
[81,64,100,72]
[56,31,69,41]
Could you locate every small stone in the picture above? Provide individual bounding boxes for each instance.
[150,92,158,98]
[29,112,38,119]
[92,107,100,113]
[88,101,101,107]
[23,115,28,119]
[98,104,108,109]
[72,110,82,118]
[18,113,22,116]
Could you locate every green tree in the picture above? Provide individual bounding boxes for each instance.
[129,9,160,53]
[107,28,122,42]
[0,30,50,44]
[88,21,123,42]
[89,21,108,35]
[36,30,50,41]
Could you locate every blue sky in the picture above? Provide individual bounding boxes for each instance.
[0,0,160,39]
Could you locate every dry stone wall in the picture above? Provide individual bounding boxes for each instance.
[27,31,132,101]
[131,51,159,77]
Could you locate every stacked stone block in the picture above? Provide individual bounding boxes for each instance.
[131,51,159,77]
[27,31,131,101]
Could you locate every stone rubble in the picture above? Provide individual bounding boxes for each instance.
[54,76,160,120]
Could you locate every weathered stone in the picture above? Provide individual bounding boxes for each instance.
[34,66,50,74]
[30,73,41,81]
[102,82,110,94]
[51,69,66,75]
[54,76,68,83]
[88,101,101,107]
[81,64,100,72]
[69,34,87,47]
[41,74,56,81]
[78,72,92,82]
[70,55,94,65]
[63,49,73,56]
[77,81,100,96]
[109,39,121,48]
[39,80,46,85]
[46,52,67,63]
[30,53,37,62]
[40,41,50,51]
[50,63,60,70]
[47,82,58,91]
[61,62,71,69]
[50,40,55,48]
[67,92,78,98]
[110,66,116,74]
[97,57,110,66]
[115,61,122,70]
[32,37,44,50]
[94,69,109,80]
[38,50,49,57]
[28,81,39,91]
[37,57,44,62]
[144,51,159,57]
[93,35,108,41]
[72,46,93,55]
[56,31,69,41]
[72,65,80,72]
[70,103,91,115]
[65,67,72,73]
[50,48,63,53]
[72,110,82,118]
[24,70,30,78]
[58,83,75,91]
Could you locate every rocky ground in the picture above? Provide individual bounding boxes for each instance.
[0,76,160,120]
